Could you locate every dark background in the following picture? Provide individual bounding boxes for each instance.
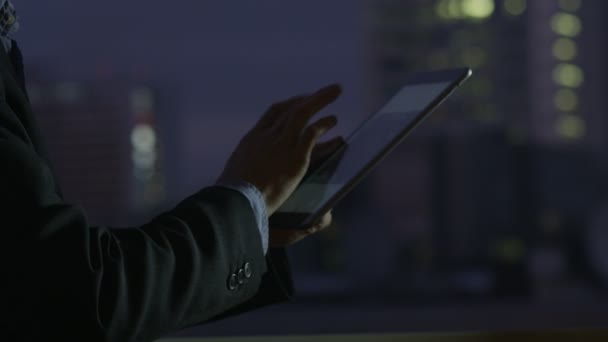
[14,0,608,338]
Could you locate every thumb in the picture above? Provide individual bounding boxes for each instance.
[312,136,345,159]
[300,116,338,158]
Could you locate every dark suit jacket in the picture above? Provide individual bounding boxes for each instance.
[0,42,294,342]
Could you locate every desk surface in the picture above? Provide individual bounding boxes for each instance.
[160,330,608,342]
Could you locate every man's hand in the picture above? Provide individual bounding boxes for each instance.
[269,211,333,248]
[307,135,346,176]
[268,137,344,247]
[218,84,342,216]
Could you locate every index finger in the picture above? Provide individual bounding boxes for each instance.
[285,84,342,135]
[255,94,309,130]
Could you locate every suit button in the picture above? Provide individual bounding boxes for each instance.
[228,273,238,290]
[244,262,252,279]
[237,269,246,284]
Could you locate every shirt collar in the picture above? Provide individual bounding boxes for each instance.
[0,0,19,37]
[0,0,17,52]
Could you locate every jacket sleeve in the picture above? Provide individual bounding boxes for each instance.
[0,110,293,341]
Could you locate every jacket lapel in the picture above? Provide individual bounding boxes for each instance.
[0,41,48,159]
[0,41,64,198]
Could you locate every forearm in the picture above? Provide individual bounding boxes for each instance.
[1,136,269,341]
[99,187,269,339]
[215,179,270,254]
[6,189,268,341]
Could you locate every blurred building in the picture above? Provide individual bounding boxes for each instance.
[27,76,167,227]
[527,0,608,150]
[366,0,608,143]
[357,0,608,297]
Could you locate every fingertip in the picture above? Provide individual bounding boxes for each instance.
[329,83,342,93]
[317,83,343,97]
[315,116,338,135]
[301,116,339,152]
[324,135,345,147]
[321,119,338,135]
[328,115,338,126]
[330,83,342,91]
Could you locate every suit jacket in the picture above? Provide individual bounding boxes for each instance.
[0,43,294,342]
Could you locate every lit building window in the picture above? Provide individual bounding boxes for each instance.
[556,114,585,139]
[550,12,582,37]
[435,0,495,21]
[552,63,584,88]
[552,38,577,61]
[133,168,155,182]
[554,88,579,112]
[131,124,157,153]
[132,150,157,169]
[435,0,463,20]
[461,0,495,19]
[503,0,526,16]
[558,0,582,12]
[131,122,159,184]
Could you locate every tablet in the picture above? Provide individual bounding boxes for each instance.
[270,68,472,229]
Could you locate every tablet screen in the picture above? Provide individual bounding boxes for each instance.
[273,69,471,227]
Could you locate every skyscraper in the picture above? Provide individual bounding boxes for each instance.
[366,0,608,144]
[362,0,608,296]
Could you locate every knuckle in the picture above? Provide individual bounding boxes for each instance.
[289,95,307,103]
[308,125,321,135]
[242,130,255,140]
[269,102,283,111]
[302,128,319,144]
[310,121,325,133]
[312,125,326,137]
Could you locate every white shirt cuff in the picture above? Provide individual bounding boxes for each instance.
[215,180,269,254]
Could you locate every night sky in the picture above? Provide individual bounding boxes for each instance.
[16,1,368,200]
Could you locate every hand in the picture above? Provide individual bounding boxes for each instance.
[269,211,333,248]
[307,135,346,176]
[218,84,342,216]
[267,137,345,247]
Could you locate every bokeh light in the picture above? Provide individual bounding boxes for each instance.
[552,38,578,61]
[551,12,582,37]
[556,114,586,139]
[554,88,579,112]
[503,0,526,16]
[552,63,584,88]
